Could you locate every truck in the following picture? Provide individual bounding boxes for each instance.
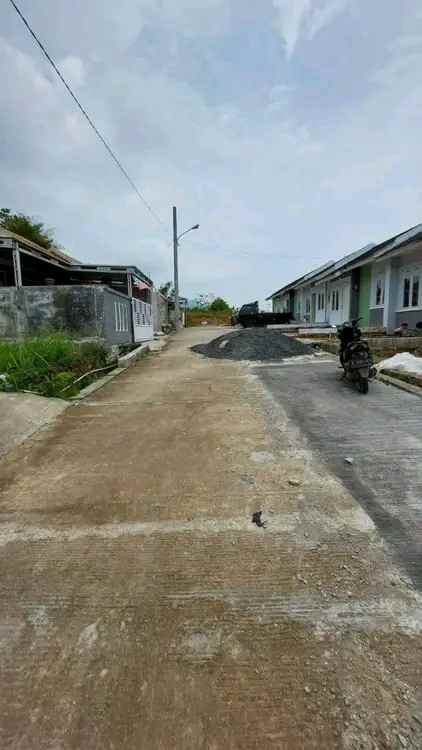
[235,301,294,328]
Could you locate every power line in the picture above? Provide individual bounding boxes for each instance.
[8,0,168,233]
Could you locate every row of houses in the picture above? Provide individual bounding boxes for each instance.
[0,229,177,346]
[267,223,422,333]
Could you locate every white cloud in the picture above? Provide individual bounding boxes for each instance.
[273,0,312,57]
[306,0,350,39]
[1,2,422,306]
[272,0,350,56]
[59,56,86,88]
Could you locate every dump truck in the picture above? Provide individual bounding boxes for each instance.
[236,301,294,327]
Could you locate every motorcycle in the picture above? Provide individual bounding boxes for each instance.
[336,318,376,394]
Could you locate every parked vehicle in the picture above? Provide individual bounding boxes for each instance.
[236,301,294,327]
[337,318,376,394]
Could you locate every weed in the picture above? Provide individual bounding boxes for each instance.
[0,333,110,398]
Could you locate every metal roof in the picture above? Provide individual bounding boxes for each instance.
[71,264,153,287]
[266,260,334,300]
[0,229,153,286]
[266,275,306,300]
[0,228,77,265]
[310,243,376,284]
[266,221,422,301]
[372,223,422,260]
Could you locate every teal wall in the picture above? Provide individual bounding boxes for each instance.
[358,265,371,326]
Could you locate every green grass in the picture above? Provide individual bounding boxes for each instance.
[0,333,110,398]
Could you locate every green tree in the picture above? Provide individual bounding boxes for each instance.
[209,297,231,312]
[159,281,173,297]
[0,208,55,249]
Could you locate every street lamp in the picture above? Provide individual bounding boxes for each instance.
[173,206,200,329]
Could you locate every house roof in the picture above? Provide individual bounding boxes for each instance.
[71,263,153,287]
[0,228,77,266]
[265,260,334,300]
[266,221,422,302]
[310,243,376,284]
[266,275,306,300]
[371,222,422,261]
[0,229,153,286]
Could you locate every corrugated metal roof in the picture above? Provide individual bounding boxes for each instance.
[0,229,152,285]
[372,223,422,259]
[0,228,77,265]
[311,243,376,283]
[265,275,305,300]
[266,222,422,301]
[296,260,335,285]
[266,260,334,299]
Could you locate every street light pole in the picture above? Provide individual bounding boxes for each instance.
[172,206,200,331]
[172,206,180,329]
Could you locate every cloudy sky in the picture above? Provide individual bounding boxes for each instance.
[1,1,422,305]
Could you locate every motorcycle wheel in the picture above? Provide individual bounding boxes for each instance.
[358,377,369,394]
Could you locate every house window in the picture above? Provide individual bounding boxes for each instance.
[305,298,311,315]
[318,293,325,311]
[412,276,420,307]
[401,272,421,309]
[403,277,410,308]
[371,273,385,307]
[375,278,384,306]
[332,290,339,311]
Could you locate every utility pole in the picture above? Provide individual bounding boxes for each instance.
[173,206,180,330]
[172,207,199,330]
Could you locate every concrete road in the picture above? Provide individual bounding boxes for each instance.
[0,392,67,458]
[255,357,422,589]
[1,329,422,749]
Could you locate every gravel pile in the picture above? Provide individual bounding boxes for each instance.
[192,328,313,361]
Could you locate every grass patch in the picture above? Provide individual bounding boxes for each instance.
[0,333,111,398]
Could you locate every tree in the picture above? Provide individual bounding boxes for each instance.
[0,208,55,249]
[159,281,173,298]
[209,297,231,312]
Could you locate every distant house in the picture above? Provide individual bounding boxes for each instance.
[266,223,422,333]
[0,229,155,344]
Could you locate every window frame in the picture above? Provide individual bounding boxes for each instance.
[371,272,385,309]
[397,265,422,311]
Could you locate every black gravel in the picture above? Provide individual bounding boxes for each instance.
[191,328,312,361]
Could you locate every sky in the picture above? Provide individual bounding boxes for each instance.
[1,0,422,306]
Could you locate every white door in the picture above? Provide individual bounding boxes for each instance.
[328,282,350,325]
[132,299,154,342]
[314,285,327,324]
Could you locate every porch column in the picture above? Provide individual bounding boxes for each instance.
[12,243,22,287]
[383,259,398,334]
[127,272,133,298]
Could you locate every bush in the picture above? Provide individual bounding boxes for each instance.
[209,297,231,312]
[0,333,109,398]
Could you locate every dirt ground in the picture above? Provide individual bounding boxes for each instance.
[1,327,422,749]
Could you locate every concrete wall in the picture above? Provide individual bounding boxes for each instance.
[102,288,133,345]
[151,291,170,332]
[396,310,422,328]
[0,285,133,345]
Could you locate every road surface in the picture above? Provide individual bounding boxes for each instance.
[255,356,422,589]
[1,328,422,749]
